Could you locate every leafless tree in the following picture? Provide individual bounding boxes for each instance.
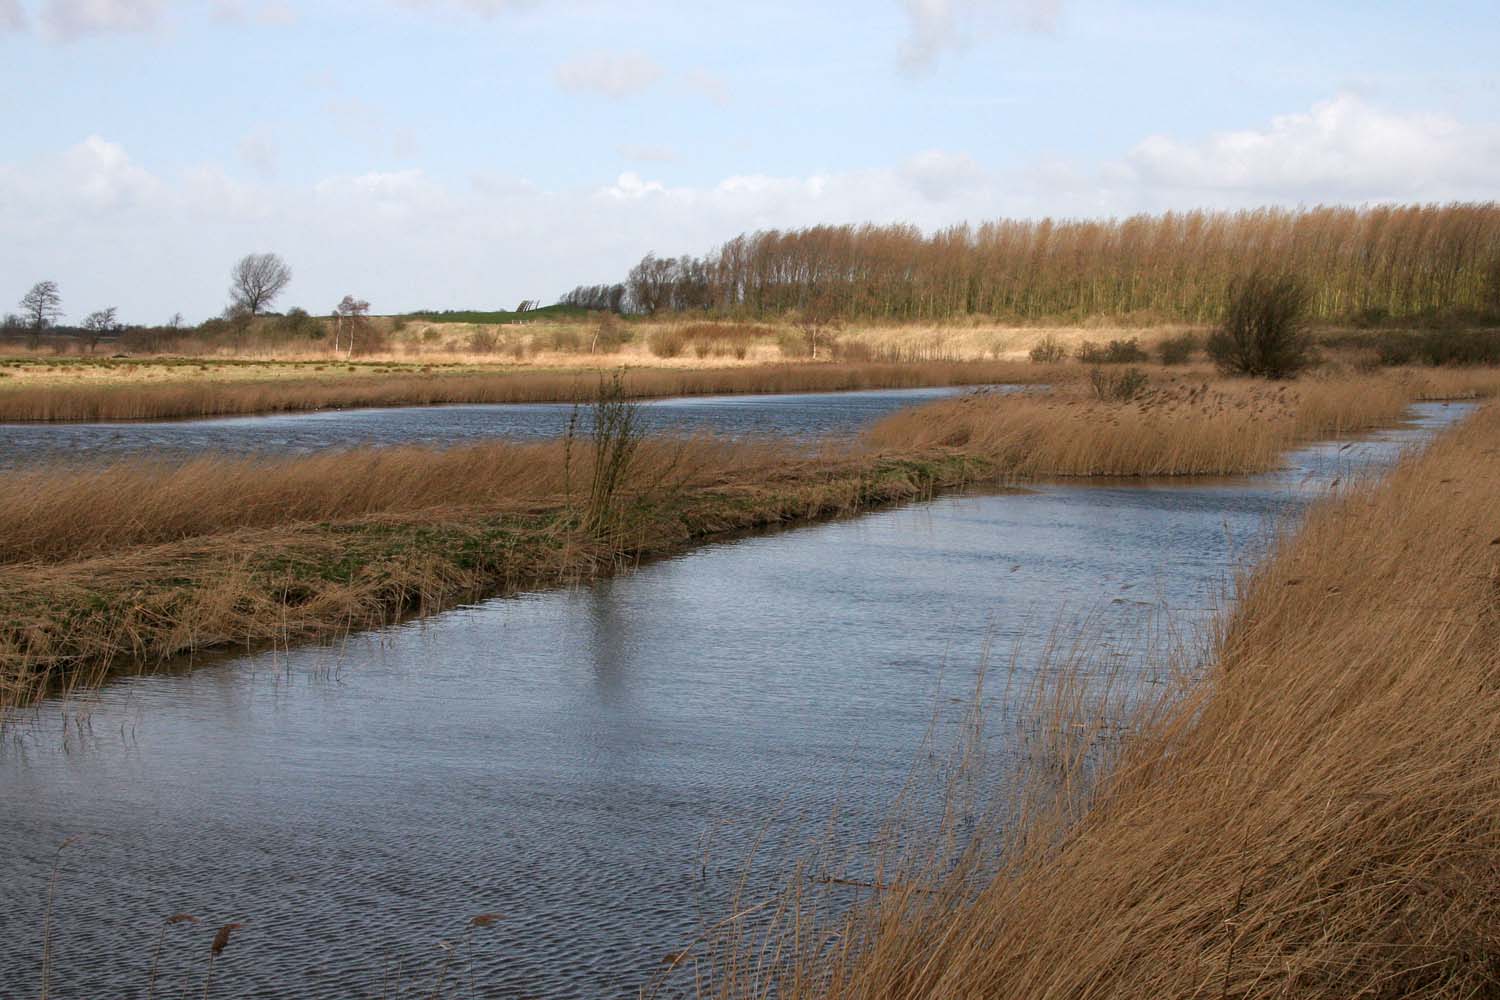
[334,295,370,357]
[19,281,63,347]
[230,253,292,315]
[81,307,118,353]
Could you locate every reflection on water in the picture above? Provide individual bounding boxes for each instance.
[0,386,994,468]
[0,403,1470,999]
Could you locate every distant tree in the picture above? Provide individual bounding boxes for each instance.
[229,254,292,315]
[627,254,676,315]
[334,295,370,357]
[80,306,119,353]
[1207,272,1315,379]
[19,281,63,347]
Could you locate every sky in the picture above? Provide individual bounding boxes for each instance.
[2,0,1497,323]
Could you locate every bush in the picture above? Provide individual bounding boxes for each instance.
[1088,366,1150,402]
[1157,332,1200,365]
[1207,273,1314,378]
[591,314,628,353]
[467,328,500,354]
[1077,337,1148,364]
[542,328,582,352]
[1029,335,1067,364]
[832,339,875,362]
[646,328,686,358]
[776,329,811,358]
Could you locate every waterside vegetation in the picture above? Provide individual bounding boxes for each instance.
[688,393,1500,1000]
[4,368,1494,709]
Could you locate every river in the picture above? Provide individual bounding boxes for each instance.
[0,401,1470,999]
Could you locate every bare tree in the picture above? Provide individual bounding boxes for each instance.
[19,281,63,347]
[229,254,292,315]
[333,295,370,358]
[81,306,119,353]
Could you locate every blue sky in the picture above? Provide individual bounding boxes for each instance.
[2,0,1497,322]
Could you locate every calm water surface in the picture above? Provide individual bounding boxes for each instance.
[0,403,1470,999]
[0,386,992,468]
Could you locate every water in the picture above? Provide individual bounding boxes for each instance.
[0,403,1469,999]
[0,386,991,468]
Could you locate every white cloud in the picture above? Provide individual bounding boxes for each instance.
[61,135,163,207]
[1,0,26,31]
[39,0,164,39]
[554,50,663,98]
[900,0,1062,72]
[1123,93,1500,203]
[210,0,297,25]
[901,149,987,201]
[393,0,531,14]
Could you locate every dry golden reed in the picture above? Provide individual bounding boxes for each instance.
[867,373,1462,477]
[0,361,1044,422]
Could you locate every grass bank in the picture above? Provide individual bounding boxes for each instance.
[870,369,1496,476]
[693,403,1500,998]
[0,360,1053,422]
[3,370,1494,709]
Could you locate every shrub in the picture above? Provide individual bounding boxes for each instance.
[1077,337,1148,364]
[542,328,582,352]
[591,314,628,353]
[777,329,811,358]
[1157,332,1200,365]
[1207,273,1314,378]
[647,328,686,358]
[467,328,500,354]
[1029,335,1067,364]
[1088,366,1150,402]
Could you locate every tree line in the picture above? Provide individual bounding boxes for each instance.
[599,204,1500,324]
[5,253,386,355]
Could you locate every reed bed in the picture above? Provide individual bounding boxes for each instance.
[692,401,1500,1000]
[867,373,1460,477]
[0,437,791,566]
[0,361,1047,423]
